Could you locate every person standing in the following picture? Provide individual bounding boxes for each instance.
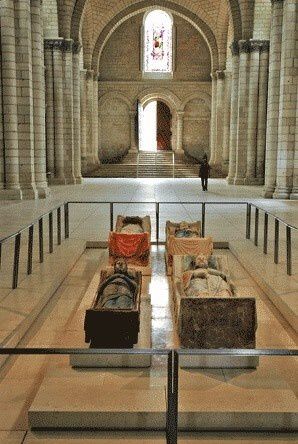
[199,155,210,191]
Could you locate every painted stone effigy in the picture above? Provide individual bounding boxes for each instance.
[109,216,151,268]
[172,253,257,349]
[84,259,142,348]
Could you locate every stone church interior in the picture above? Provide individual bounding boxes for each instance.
[0,0,297,443]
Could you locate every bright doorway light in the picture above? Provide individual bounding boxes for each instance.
[139,101,157,151]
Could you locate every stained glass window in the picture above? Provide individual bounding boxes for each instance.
[144,9,173,74]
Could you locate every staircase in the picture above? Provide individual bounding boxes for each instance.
[87,151,199,178]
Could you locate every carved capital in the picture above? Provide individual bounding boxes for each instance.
[86,69,94,80]
[230,40,239,56]
[210,70,217,80]
[44,38,65,51]
[62,39,73,53]
[271,0,284,3]
[260,40,270,52]
[239,40,251,54]
[216,70,225,80]
[72,41,82,54]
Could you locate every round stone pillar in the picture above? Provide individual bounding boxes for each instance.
[44,43,55,181]
[227,41,239,184]
[86,70,95,168]
[93,74,100,165]
[0,40,4,190]
[31,0,49,197]
[214,70,225,166]
[222,71,232,173]
[264,0,284,197]
[0,0,22,198]
[52,40,66,184]
[80,70,87,173]
[274,0,297,199]
[176,111,184,153]
[73,43,82,183]
[129,111,138,152]
[256,42,270,184]
[63,40,75,184]
[245,41,262,184]
[234,40,250,185]
[209,71,217,165]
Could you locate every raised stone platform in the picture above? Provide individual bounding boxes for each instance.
[28,365,298,431]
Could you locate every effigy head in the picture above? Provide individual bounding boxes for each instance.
[194,254,208,269]
[114,258,128,274]
[180,221,189,230]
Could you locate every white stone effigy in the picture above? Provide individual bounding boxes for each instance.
[165,220,210,274]
[172,252,258,368]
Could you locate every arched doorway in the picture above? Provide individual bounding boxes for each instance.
[138,100,172,151]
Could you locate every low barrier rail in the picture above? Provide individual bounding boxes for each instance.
[0,347,297,444]
[0,200,296,289]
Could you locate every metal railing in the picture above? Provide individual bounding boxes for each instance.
[0,200,296,290]
[0,202,69,289]
[0,347,297,443]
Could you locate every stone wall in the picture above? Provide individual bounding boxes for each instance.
[96,13,212,162]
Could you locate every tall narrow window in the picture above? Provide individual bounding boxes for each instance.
[143,9,173,76]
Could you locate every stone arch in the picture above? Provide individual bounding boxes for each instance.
[135,87,182,113]
[99,91,133,111]
[182,93,212,160]
[92,1,219,73]
[98,92,132,162]
[182,92,212,111]
[71,0,243,46]
[135,88,182,152]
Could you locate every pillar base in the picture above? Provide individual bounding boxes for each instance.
[75,177,82,184]
[37,187,50,199]
[273,186,291,199]
[290,189,298,200]
[21,186,39,200]
[50,177,67,185]
[0,188,22,200]
[244,177,263,185]
[263,186,275,198]
[65,177,76,185]
[234,177,245,185]
[226,176,235,185]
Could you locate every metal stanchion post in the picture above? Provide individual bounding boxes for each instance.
[254,207,259,246]
[274,218,279,264]
[246,203,251,239]
[286,226,292,276]
[12,233,21,289]
[263,213,268,254]
[110,203,114,232]
[39,218,44,263]
[27,225,34,275]
[57,207,61,245]
[49,212,53,253]
[156,202,160,245]
[202,203,206,237]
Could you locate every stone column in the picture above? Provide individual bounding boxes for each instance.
[62,40,75,184]
[264,0,284,197]
[86,69,95,169]
[52,40,65,184]
[256,41,270,184]
[214,70,225,166]
[209,71,217,164]
[274,0,297,199]
[176,111,184,153]
[31,0,48,197]
[222,71,232,173]
[44,42,55,180]
[234,40,250,185]
[129,111,138,152]
[80,69,87,173]
[73,42,82,183]
[0,0,22,199]
[227,41,239,184]
[0,33,4,189]
[245,41,262,184]
[92,74,99,165]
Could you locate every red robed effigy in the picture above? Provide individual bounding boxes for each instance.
[109,231,150,266]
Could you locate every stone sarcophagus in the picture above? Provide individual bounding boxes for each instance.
[84,260,142,348]
[172,253,257,350]
[109,216,151,269]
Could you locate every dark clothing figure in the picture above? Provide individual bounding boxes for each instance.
[199,159,210,191]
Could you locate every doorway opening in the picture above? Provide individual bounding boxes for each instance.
[139,100,172,151]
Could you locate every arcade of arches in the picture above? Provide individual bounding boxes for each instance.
[0,0,297,199]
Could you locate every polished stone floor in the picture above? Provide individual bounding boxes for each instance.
[0,179,297,443]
